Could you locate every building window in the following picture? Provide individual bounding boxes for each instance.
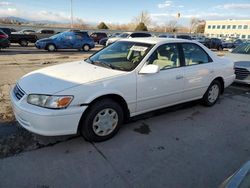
[222,25,225,29]
[212,25,216,29]
[217,25,221,29]
[241,35,246,39]
[208,25,211,29]
[248,35,250,39]
[243,25,248,29]
[238,25,242,29]
[227,25,231,29]
[232,25,236,29]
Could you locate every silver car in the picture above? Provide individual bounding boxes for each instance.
[226,43,250,84]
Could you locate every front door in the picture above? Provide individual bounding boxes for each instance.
[136,43,185,113]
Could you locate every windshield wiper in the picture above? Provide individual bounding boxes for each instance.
[88,59,126,71]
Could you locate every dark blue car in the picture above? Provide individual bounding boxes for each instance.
[35,31,95,52]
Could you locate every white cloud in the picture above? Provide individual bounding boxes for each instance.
[215,3,250,10]
[0,6,86,23]
[158,1,172,8]
[0,1,12,6]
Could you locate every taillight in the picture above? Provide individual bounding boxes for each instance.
[0,34,7,39]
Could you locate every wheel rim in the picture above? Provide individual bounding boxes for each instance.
[49,45,55,51]
[208,84,219,103]
[92,108,118,136]
[83,45,89,51]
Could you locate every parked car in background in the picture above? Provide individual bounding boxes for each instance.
[90,32,107,44]
[219,161,250,188]
[226,42,250,84]
[33,29,55,40]
[202,38,223,50]
[222,39,243,49]
[11,38,235,142]
[9,33,37,47]
[99,33,121,46]
[12,29,36,34]
[158,34,175,38]
[0,29,10,49]
[176,35,192,40]
[106,32,152,46]
[35,31,95,52]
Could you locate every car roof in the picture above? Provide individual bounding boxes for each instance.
[120,37,192,45]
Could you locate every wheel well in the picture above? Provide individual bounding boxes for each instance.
[77,94,130,133]
[213,77,224,94]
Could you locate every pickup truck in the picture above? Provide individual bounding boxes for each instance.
[0,27,37,47]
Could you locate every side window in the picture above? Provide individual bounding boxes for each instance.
[182,43,211,66]
[147,43,180,70]
[130,33,139,38]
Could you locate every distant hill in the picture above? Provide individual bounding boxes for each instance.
[0,16,30,23]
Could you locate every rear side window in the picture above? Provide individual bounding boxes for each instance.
[182,43,211,66]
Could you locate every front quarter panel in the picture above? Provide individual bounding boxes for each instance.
[55,72,137,115]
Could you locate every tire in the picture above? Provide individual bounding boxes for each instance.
[82,44,90,52]
[19,39,28,47]
[217,45,223,51]
[80,99,124,142]
[202,80,221,106]
[47,44,56,52]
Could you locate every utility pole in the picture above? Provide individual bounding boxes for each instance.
[70,0,73,28]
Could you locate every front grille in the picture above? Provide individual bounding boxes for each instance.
[234,67,250,80]
[13,84,25,100]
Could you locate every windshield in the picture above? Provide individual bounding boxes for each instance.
[118,33,130,38]
[86,41,154,71]
[50,32,63,39]
[232,43,250,54]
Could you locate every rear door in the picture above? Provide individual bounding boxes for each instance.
[181,43,215,100]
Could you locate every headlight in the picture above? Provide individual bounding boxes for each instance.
[27,94,73,109]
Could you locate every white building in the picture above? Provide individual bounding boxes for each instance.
[204,20,250,40]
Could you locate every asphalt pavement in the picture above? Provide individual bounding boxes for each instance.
[0,85,250,188]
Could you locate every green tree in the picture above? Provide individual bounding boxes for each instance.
[135,22,148,31]
[97,22,109,29]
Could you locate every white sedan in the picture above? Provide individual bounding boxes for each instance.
[10,38,235,142]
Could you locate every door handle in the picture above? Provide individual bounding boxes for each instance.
[176,75,184,80]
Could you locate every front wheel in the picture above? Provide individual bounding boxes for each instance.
[202,80,221,106]
[19,39,28,47]
[82,44,90,52]
[80,99,124,142]
[47,44,56,52]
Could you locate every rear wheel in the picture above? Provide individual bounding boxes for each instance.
[202,80,221,106]
[19,39,28,47]
[47,44,56,52]
[80,99,124,142]
[82,44,90,52]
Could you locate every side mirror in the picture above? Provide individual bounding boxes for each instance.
[139,64,160,74]
[228,48,233,52]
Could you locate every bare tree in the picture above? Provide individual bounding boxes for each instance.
[165,20,178,32]
[189,17,200,33]
[133,11,151,26]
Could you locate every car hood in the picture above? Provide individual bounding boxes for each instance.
[235,61,250,69]
[226,53,250,62]
[18,61,126,95]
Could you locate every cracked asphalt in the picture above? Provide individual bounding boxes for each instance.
[0,46,250,188]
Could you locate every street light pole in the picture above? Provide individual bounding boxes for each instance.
[70,0,73,28]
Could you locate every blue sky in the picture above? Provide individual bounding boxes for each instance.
[0,0,249,26]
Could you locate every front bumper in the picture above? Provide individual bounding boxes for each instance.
[10,87,87,136]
